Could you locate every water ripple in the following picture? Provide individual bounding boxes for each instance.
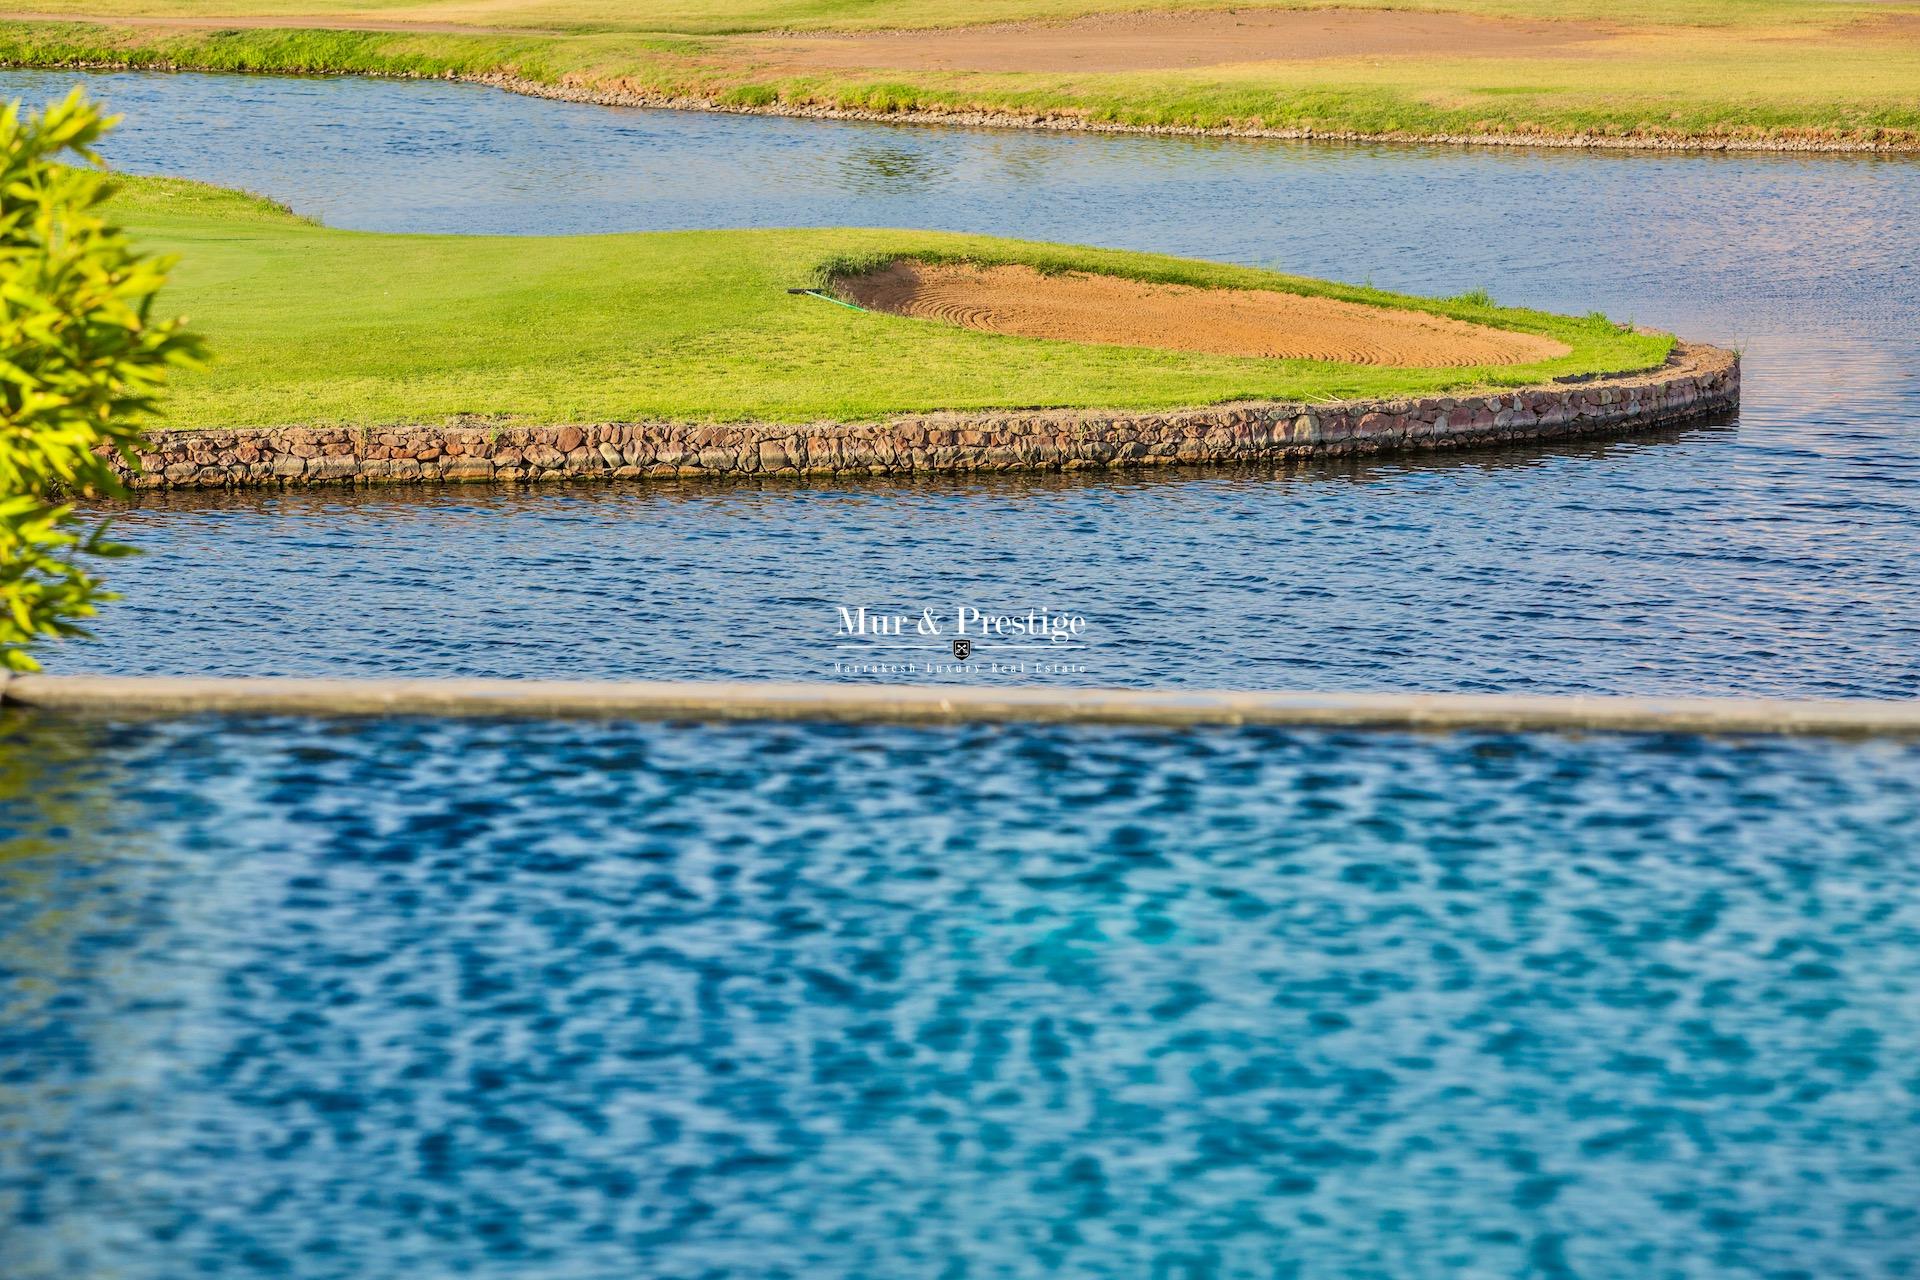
[3,719,1918,1277]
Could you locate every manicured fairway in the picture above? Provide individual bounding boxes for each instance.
[5,0,1918,148]
[111,175,1667,430]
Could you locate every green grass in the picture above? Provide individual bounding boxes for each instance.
[3,1,1919,146]
[109,174,1668,430]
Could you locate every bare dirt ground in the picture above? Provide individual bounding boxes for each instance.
[747,8,1617,74]
[838,262,1572,367]
[11,5,1907,71]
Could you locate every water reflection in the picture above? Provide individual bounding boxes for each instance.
[0,717,180,1280]
[0,714,123,864]
[840,143,951,195]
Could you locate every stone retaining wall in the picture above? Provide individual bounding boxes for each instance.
[118,341,1737,490]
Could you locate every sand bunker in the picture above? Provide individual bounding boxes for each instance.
[750,9,1612,75]
[837,262,1571,368]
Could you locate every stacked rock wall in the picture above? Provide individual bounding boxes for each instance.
[119,342,1737,489]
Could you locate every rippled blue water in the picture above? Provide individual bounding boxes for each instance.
[4,717,1920,1279]
[0,69,1904,691]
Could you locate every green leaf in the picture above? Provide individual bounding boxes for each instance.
[0,91,200,664]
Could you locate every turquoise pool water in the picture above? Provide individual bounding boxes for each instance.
[3,717,1919,1278]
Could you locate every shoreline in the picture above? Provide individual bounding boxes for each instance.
[477,74,1920,156]
[2,57,1917,155]
[118,341,1738,490]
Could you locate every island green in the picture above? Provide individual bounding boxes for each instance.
[112,175,1668,430]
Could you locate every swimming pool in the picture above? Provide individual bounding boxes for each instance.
[4,715,1917,1278]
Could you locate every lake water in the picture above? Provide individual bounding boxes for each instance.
[5,717,1920,1279]
[2,69,1919,1280]
[0,69,1908,693]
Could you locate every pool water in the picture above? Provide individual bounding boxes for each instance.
[4,717,1919,1278]
[0,70,1904,693]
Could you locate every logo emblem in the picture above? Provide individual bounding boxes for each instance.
[951,637,972,660]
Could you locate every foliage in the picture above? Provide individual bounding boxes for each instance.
[0,89,203,671]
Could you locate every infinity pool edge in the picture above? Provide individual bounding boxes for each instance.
[8,674,1917,738]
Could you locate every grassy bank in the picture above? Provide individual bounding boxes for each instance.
[4,1,1919,148]
[108,175,1668,431]
[1,0,1907,38]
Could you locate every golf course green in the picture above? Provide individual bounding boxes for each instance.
[114,175,1669,430]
